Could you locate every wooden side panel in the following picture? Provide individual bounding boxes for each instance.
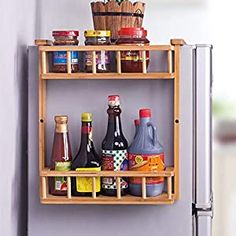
[173,45,180,200]
[38,50,47,199]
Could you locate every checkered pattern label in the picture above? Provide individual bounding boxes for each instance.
[102,150,128,190]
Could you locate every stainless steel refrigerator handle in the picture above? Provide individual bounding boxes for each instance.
[194,45,213,210]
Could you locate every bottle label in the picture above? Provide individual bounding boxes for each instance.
[76,167,101,193]
[53,51,79,65]
[128,153,165,184]
[102,150,128,190]
[120,43,150,62]
[54,161,71,191]
[85,51,109,67]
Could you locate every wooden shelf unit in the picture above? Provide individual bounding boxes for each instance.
[36,39,183,205]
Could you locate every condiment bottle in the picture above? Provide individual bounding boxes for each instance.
[101,95,129,196]
[84,30,111,73]
[116,27,150,73]
[49,115,72,196]
[71,113,101,196]
[52,30,79,73]
[128,109,165,197]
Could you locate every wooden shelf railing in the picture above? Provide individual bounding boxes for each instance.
[40,167,175,205]
[36,43,175,77]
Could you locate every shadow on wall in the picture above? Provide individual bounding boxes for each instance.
[12,41,28,236]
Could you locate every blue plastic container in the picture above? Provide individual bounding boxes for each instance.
[128,109,165,197]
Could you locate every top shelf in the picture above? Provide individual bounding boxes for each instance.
[36,40,184,80]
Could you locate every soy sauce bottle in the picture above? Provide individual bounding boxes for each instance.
[49,115,72,196]
[128,109,165,197]
[101,95,129,196]
[71,113,101,196]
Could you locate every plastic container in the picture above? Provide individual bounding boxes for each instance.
[84,30,111,73]
[128,109,165,197]
[116,27,150,73]
[133,119,140,139]
[52,30,79,73]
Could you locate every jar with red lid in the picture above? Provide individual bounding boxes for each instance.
[116,27,150,73]
[52,30,79,73]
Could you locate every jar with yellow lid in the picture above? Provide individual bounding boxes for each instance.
[84,30,111,73]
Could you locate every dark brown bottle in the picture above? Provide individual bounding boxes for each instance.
[72,113,101,196]
[101,95,129,196]
[49,115,72,196]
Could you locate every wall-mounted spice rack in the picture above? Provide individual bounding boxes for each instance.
[35,38,184,205]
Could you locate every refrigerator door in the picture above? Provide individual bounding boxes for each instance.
[28,46,194,236]
[194,44,213,210]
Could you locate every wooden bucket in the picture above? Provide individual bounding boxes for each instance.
[91,0,145,41]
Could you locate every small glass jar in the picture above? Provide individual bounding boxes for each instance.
[84,30,111,73]
[116,27,150,73]
[52,30,79,73]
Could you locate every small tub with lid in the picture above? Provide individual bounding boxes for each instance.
[52,30,79,73]
[116,27,150,73]
[84,30,111,73]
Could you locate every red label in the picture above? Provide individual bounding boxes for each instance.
[102,155,114,170]
[128,153,165,184]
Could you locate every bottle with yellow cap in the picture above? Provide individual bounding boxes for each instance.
[84,30,111,73]
[49,115,72,196]
[71,112,101,196]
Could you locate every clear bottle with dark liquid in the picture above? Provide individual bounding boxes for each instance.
[49,115,72,196]
[101,95,129,196]
[72,113,101,196]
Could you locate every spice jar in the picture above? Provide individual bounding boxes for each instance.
[52,30,79,73]
[84,30,111,73]
[116,27,150,73]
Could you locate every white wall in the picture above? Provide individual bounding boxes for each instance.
[0,0,36,235]
[38,0,210,44]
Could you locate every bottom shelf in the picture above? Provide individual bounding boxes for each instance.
[41,193,174,205]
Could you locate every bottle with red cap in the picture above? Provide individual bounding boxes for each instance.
[128,108,165,197]
[101,95,129,196]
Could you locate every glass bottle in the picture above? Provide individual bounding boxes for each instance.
[49,115,72,196]
[101,95,129,196]
[72,113,101,196]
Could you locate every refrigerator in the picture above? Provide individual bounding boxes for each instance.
[28,43,213,236]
